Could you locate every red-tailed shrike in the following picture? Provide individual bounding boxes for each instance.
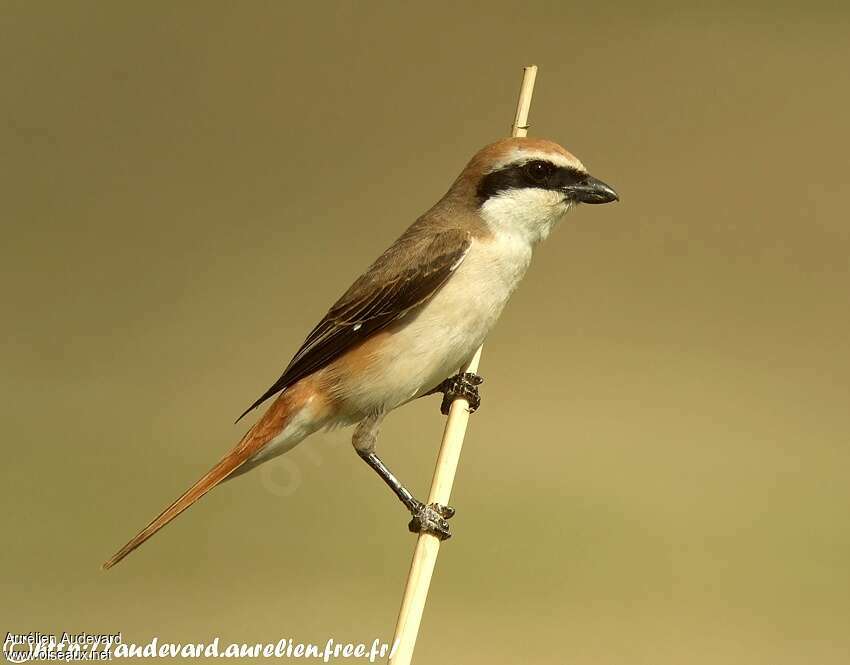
[103,137,618,569]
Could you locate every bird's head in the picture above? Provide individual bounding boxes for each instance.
[453,137,618,244]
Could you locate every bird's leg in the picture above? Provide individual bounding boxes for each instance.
[435,371,484,416]
[352,413,455,540]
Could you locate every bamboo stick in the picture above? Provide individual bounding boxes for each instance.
[388,65,539,665]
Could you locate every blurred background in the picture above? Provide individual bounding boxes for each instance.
[2,2,849,663]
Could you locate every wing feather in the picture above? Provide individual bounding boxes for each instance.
[236,227,472,421]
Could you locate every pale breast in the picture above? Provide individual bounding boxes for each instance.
[333,233,533,415]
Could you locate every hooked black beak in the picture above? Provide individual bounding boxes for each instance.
[564,175,619,204]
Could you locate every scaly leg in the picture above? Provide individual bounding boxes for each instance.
[352,413,455,539]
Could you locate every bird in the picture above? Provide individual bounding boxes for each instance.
[102,136,618,569]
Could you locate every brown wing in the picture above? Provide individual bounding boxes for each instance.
[236,226,472,421]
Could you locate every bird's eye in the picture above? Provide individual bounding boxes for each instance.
[524,160,551,183]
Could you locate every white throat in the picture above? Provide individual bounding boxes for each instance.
[479,187,573,245]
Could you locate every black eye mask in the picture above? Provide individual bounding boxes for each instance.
[477,160,587,202]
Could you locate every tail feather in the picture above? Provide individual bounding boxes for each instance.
[102,392,296,570]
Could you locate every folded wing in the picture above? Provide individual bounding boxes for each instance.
[237,226,472,421]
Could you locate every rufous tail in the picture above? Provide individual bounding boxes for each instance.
[102,393,294,570]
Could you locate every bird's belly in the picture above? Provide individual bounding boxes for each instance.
[335,234,532,415]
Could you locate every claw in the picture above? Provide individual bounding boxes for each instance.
[439,372,484,416]
[408,501,456,540]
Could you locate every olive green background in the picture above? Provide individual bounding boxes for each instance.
[2,2,849,663]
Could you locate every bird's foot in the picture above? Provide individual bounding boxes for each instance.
[439,372,484,416]
[408,501,456,540]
